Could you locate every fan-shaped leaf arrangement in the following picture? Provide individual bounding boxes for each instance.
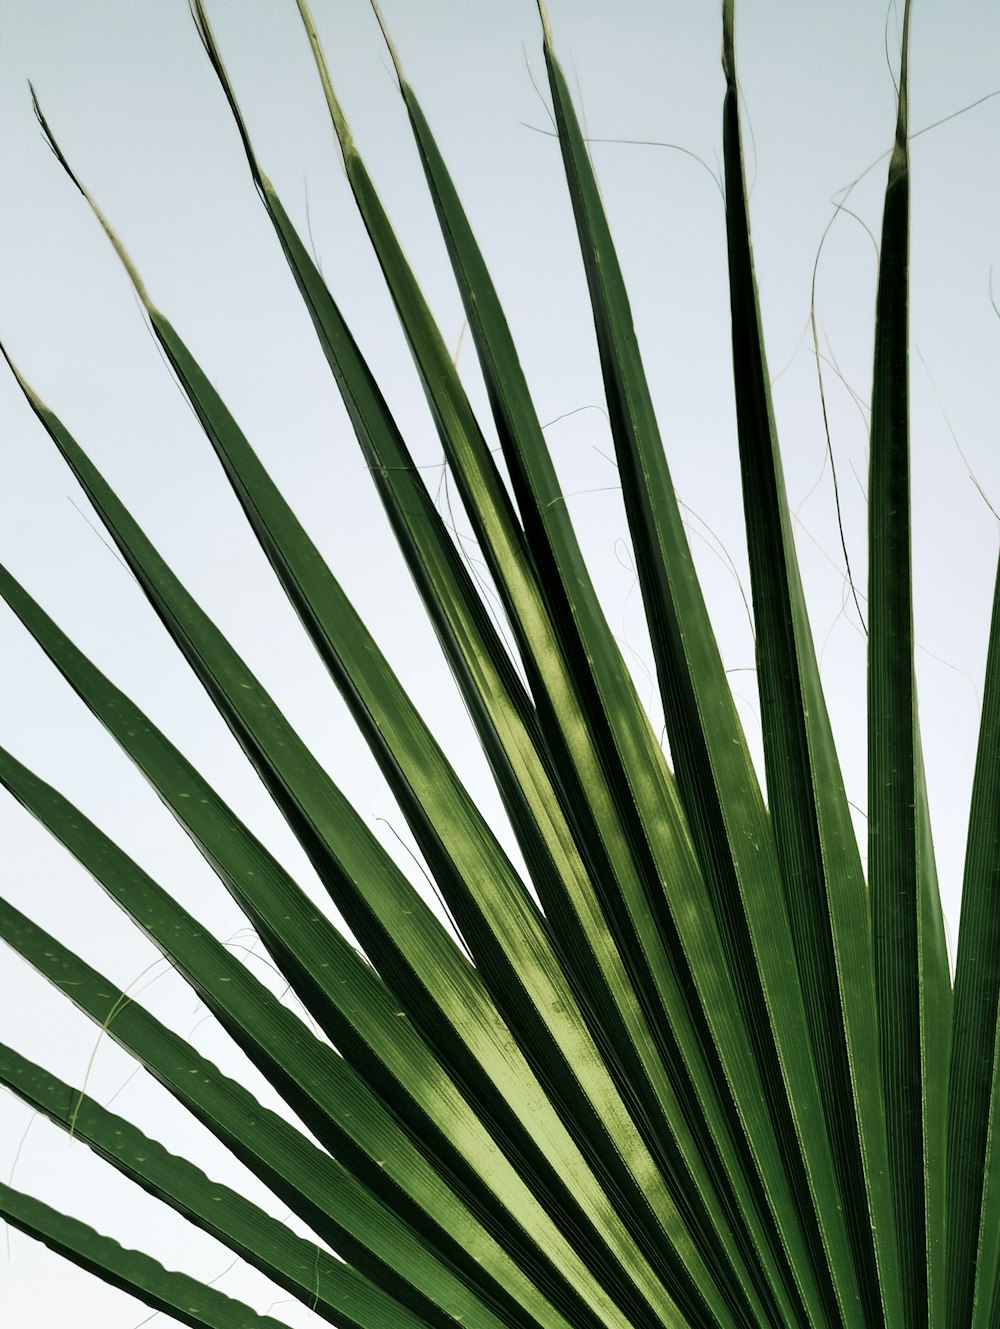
[2,2,998,1326]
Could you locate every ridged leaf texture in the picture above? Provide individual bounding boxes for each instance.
[1,2,994,1327]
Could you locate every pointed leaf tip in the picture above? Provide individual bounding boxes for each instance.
[536,0,554,48]
[29,94,153,309]
[295,0,354,152]
[368,0,405,87]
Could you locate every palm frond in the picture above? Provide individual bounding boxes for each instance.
[1,3,995,1328]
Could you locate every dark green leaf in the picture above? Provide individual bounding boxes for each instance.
[0,1182,293,1329]
[866,5,952,1323]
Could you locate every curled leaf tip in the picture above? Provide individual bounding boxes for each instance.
[187,0,264,195]
[368,0,405,87]
[295,0,354,156]
[29,85,86,200]
[188,0,210,51]
[29,92,155,314]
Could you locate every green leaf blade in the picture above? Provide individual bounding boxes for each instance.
[719,3,904,1324]
[0,899,586,1329]
[0,1183,298,1329]
[538,10,870,1324]
[867,6,952,1323]
[386,43,836,1329]
[949,551,1000,1327]
[0,1044,449,1329]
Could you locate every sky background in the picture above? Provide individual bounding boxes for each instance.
[1,0,999,1323]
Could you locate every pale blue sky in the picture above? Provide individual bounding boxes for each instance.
[1,1,998,1323]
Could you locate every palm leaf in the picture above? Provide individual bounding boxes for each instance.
[948,556,1000,1329]
[0,1043,453,1329]
[865,9,951,1325]
[1,2,992,1327]
[0,1183,296,1329]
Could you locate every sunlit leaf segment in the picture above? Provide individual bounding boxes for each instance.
[3,2,997,1326]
